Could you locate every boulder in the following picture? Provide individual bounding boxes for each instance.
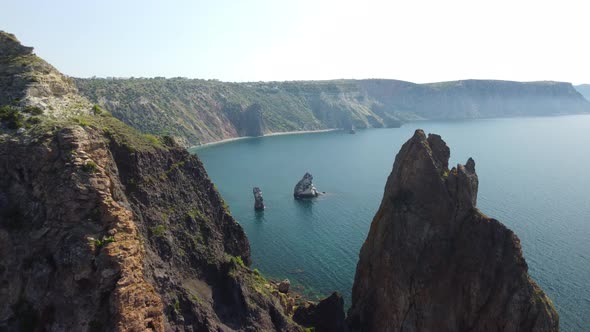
[278,279,290,293]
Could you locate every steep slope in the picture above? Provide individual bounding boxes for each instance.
[74,78,407,147]
[0,31,302,331]
[347,130,559,331]
[75,77,590,147]
[575,84,590,101]
[0,32,91,119]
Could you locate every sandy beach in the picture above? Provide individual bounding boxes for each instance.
[191,128,341,149]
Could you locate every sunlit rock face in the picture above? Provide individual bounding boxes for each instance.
[347,129,559,332]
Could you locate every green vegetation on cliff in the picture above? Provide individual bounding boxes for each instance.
[75,78,407,146]
[76,77,590,146]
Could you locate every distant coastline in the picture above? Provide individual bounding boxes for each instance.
[191,128,341,149]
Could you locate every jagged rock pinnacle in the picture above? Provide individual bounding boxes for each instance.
[348,129,558,331]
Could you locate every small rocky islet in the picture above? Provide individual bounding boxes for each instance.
[293,172,322,199]
[253,172,324,210]
[253,186,265,210]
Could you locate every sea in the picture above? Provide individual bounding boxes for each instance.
[192,115,590,331]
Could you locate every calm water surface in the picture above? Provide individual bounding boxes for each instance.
[193,115,590,331]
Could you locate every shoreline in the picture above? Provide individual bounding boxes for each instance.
[190,113,590,150]
[191,128,341,149]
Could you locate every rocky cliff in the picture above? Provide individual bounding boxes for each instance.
[0,31,565,331]
[0,32,90,119]
[347,130,559,331]
[75,76,590,147]
[0,31,303,331]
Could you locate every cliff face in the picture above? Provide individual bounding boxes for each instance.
[74,78,405,147]
[575,84,590,101]
[0,126,165,330]
[362,79,589,119]
[75,77,590,147]
[347,130,559,332]
[0,32,301,331]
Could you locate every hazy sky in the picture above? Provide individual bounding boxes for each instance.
[2,0,588,83]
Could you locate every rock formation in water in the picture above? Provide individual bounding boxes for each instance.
[0,31,306,331]
[253,186,265,210]
[294,292,348,332]
[347,129,559,331]
[294,172,320,199]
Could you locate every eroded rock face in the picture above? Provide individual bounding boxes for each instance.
[294,292,348,332]
[0,31,89,116]
[253,186,265,210]
[0,31,33,57]
[0,127,165,331]
[347,129,559,332]
[294,172,319,199]
[0,32,302,332]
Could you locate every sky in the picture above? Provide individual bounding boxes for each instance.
[1,0,589,84]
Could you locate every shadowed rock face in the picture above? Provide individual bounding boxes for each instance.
[347,129,559,332]
[0,32,302,332]
[294,292,348,332]
[0,31,33,57]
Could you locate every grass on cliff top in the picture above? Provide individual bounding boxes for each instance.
[92,115,166,152]
[22,108,167,152]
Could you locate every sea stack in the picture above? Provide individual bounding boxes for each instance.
[253,187,265,210]
[347,129,559,332]
[293,172,320,199]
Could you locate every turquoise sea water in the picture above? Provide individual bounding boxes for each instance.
[193,115,590,331]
